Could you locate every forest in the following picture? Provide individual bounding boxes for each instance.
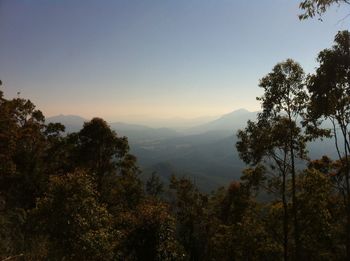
[1,1,350,261]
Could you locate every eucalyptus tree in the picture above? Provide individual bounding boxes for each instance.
[237,117,304,260]
[259,59,308,259]
[306,30,350,258]
[237,59,308,259]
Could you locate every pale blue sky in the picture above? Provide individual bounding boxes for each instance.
[0,0,349,122]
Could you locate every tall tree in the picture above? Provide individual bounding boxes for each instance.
[73,117,141,204]
[237,118,294,260]
[306,30,350,258]
[237,59,308,259]
[0,95,57,209]
[0,84,66,258]
[258,59,307,259]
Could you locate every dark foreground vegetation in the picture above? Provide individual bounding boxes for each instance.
[1,29,349,260]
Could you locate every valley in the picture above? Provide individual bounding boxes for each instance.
[47,108,337,192]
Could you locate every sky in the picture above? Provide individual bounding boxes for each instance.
[0,0,349,124]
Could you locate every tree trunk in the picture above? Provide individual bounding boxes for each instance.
[288,115,299,260]
[282,171,289,261]
[290,146,300,260]
[343,133,350,259]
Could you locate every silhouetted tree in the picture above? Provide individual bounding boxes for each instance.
[77,118,130,187]
[259,59,308,259]
[306,30,350,258]
[237,59,308,260]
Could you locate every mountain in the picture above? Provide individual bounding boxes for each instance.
[186,108,258,135]
[46,111,250,191]
[47,108,255,138]
[46,115,181,142]
[46,110,340,192]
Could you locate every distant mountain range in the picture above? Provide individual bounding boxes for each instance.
[46,109,339,192]
[46,108,257,136]
[47,114,181,142]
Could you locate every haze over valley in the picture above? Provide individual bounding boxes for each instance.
[47,108,338,191]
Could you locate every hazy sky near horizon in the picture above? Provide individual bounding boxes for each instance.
[1,0,349,122]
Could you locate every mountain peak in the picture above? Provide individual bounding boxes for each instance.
[232,108,250,113]
[186,108,257,134]
[219,108,251,119]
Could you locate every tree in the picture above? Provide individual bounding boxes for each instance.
[206,180,282,260]
[0,85,67,258]
[299,0,350,20]
[124,199,185,260]
[237,59,308,260]
[237,118,292,260]
[258,59,308,259]
[169,175,208,261]
[28,170,115,260]
[296,168,341,259]
[0,97,48,209]
[0,87,150,260]
[146,172,164,198]
[70,117,143,210]
[76,118,131,188]
[306,30,350,258]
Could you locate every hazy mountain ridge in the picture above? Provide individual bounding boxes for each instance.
[47,114,181,142]
[46,109,338,192]
[46,110,250,191]
[186,108,258,135]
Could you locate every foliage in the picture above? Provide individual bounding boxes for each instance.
[306,30,350,258]
[146,172,164,198]
[122,199,185,260]
[28,170,115,260]
[237,59,308,259]
[297,168,341,259]
[169,175,208,260]
[299,0,350,20]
